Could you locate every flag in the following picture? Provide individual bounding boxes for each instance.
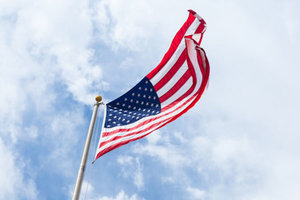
[95,10,210,160]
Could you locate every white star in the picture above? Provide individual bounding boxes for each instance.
[132,93,135,96]
[130,99,134,103]
[143,95,146,98]
[136,117,139,119]
[147,110,150,112]
[107,125,111,127]
[141,101,144,105]
[133,107,136,109]
[109,114,112,116]
[116,102,120,105]
[138,108,141,111]
[146,102,149,106]
[145,80,148,84]
[136,100,139,104]
[137,93,141,97]
[129,111,132,114]
[156,104,159,107]
[122,119,125,121]
[143,109,146,111]
[113,121,116,124]
[144,88,148,91]
[148,96,151,99]
[114,116,117,118]
[151,103,154,107]
[108,119,111,121]
[127,120,130,123]
[150,88,153,92]
[139,87,142,90]
[124,98,127,101]
[153,97,156,100]
[128,105,131,108]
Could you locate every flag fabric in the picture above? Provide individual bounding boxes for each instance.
[95,10,210,160]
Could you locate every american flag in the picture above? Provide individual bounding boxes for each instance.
[95,10,210,159]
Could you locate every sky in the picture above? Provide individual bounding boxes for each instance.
[0,0,299,200]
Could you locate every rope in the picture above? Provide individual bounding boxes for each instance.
[82,105,102,200]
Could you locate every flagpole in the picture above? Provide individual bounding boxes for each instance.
[72,95,103,200]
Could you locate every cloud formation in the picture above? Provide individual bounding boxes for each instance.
[0,0,299,199]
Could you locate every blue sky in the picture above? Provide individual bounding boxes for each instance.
[0,0,299,199]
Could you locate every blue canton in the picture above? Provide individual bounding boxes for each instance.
[105,77,161,128]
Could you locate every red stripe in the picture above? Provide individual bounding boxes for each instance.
[146,12,196,79]
[159,70,191,103]
[161,82,195,112]
[153,49,187,91]
[96,131,152,159]
[197,47,205,76]
[100,117,172,148]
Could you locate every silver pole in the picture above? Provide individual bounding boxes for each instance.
[72,96,103,200]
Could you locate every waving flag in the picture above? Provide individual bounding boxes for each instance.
[95,10,210,159]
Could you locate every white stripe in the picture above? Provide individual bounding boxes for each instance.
[156,62,188,97]
[150,19,200,86]
[150,45,185,86]
[186,38,202,92]
[161,77,193,108]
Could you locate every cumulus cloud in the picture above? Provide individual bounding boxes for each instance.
[117,156,144,189]
[0,138,38,200]
[1,0,300,199]
[0,0,106,198]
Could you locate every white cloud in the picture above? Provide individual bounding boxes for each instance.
[92,190,144,200]
[117,156,144,189]
[186,187,206,200]
[0,0,107,198]
[1,0,300,199]
[0,138,38,200]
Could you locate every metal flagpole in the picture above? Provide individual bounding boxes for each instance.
[72,95,103,200]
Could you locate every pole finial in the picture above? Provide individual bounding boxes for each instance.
[95,95,102,103]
